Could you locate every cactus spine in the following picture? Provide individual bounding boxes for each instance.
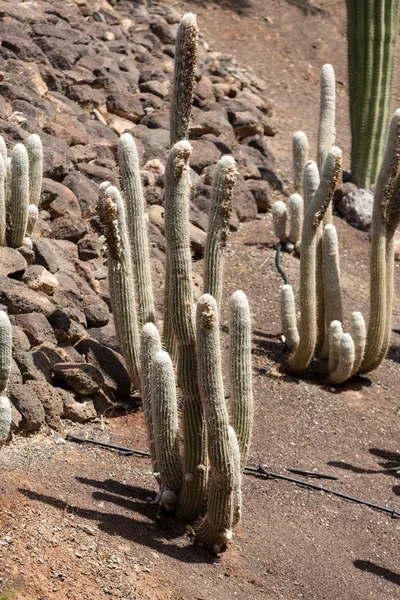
[195,294,235,552]
[293,131,309,196]
[229,290,253,468]
[170,13,199,146]
[347,0,400,188]
[9,144,29,249]
[97,186,141,389]
[152,350,183,508]
[140,323,162,478]
[204,156,237,306]
[119,133,155,327]
[164,141,207,520]
[26,134,43,207]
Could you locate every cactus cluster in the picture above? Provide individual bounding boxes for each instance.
[274,64,400,383]
[0,133,42,249]
[97,13,254,551]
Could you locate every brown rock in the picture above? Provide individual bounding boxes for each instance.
[246,180,274,212]
[24,380,63,430]
[23,265,58,295]
[83,299,110,328]
[62,172,99,218]
[190,139,221,174]
[50,216,88,243]
[0,247,27,277]
[9,383,45,431]
[52,362,104,396]
[59,388,97,423]
[10,313,57,347]
[0,276,55,316]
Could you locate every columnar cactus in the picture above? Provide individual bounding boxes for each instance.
[347,0,400,188]
[26,134,43,208]
[287,147,342,373]
[8,143,29,249]
[272,194,304,251]
[361,108,400,372]
[164,140,208,520]
[194,294,236,552]
[170,13,199,146]
[293,131,309,196]
[203,156,237,307]
[119,133,155,327]
[0,153,5,247]
[0,311,12,444]
[97,186,141,390]
[229,290,253,468]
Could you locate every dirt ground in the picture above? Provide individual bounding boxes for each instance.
[1,1,400,599]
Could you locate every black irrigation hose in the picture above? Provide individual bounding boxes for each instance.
[275,242,289,285]
[65,434,151,457]
[245,465,400,519]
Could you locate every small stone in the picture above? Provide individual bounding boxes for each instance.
[23,265,58,295]
[336,188,373,232]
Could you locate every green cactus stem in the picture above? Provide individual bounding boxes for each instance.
[329,332,355,384]
[361,109,400,372]
[280,284,299,351]
[322,224,343,356]
[293,131,309,196]
[288,193,303,245]
[170,13,199,146]
[328,320,343,374]
[140,323,162,479]
[119,133,155,327]
[97,186,141,390]
[26,134,43,208]
[164,140,207,520]
[228,425,242,529]
[0,396,11,444]
[195,294,234,552]
[272,201,287,243]
[0,153,5,246]
[350,311,366,376]
[347,1,400,189]
[204,156,237,307]
[229,290,253,468]
[303,159,320,214]
[151,350,183,508]
[8,144,29,249]
[288,147,342,373]
[0,311,12,394]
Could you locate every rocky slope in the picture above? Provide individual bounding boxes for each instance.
[0,0,279,434]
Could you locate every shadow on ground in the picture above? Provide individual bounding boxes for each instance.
[354,560,400,586]
[19,479,215,565]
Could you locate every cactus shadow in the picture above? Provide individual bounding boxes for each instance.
[200,0,251,15]
[386,343,400,364]
[19,485,215,564]
[286,0,327,16]
[353,560,400,586]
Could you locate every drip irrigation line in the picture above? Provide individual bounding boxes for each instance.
[245,465,400,519]
[285,467,339,480]
[275,242,289,285]
[65,434,151,457]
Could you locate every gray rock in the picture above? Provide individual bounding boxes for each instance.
[13,350,52,384]
[9,383,46,431]
[40,178,82,219]
[83,299,110,328]
[190,139,221,174]
[48,308,88,345]
[52,362,104,396]
[336,188,373,232]
[62,172,99,218]
[11,325,31,353]
[77,234,102,261]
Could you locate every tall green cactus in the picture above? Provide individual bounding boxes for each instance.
[203,156,237,307]
[8,144,29,249]
[195,294,235,552]
[164,140,208,520]
[119,133,155,328]
[26,134,43,208]
[97,186,141,389]
[347,0,400,188]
